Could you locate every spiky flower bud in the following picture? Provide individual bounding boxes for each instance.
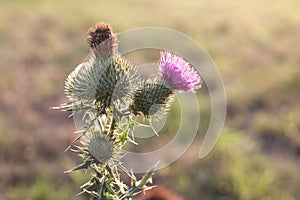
[87,134,114,164]
[64,54,137,110]
[94,56,137,108]
[130,80,174,119]
[87,22,118,57]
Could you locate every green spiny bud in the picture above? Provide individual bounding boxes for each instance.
[64,54,137,110]
[94,55,137,108]
[87,134,114,164]
[130,80,174,119]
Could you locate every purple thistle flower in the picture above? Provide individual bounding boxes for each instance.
[159,51,202,92]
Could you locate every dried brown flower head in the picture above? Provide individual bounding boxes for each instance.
[87,22,118,57]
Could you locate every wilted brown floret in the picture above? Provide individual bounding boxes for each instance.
[87,22,118,56]
[87,22,113,48]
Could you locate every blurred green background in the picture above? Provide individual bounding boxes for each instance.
[0,0,299,199]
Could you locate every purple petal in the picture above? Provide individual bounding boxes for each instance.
[159,51,202,92]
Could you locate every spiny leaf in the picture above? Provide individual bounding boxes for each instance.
[64,162,89,173]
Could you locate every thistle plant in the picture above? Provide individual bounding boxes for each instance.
[55,22,202,200]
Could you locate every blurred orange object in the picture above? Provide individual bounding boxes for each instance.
[136,186,184,200]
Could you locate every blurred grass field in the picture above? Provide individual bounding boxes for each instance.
[0,0,299,199]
